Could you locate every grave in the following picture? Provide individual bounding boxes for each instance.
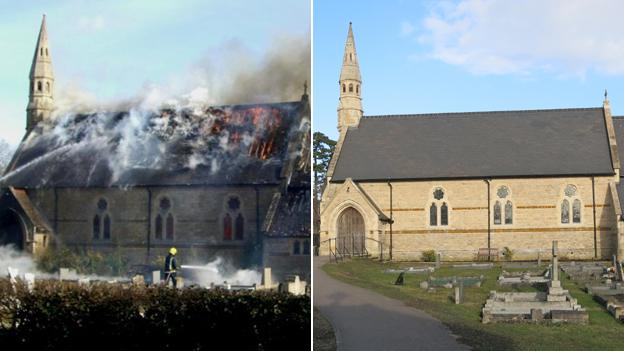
[497,268,550,286]
[482,241,588,324]
[583,256,624,321]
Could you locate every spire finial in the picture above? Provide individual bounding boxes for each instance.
[605,89,608,101]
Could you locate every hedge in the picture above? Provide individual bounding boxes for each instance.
[0,279,310,350]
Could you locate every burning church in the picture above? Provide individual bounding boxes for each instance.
[0,16,310,280]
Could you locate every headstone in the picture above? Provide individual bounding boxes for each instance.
[7,267,18,285]
[420,280,429,289]
[24,273,35,292]
[551,241,559,282]
[537,251,541,266]
[454,286,461,304]
[394,272,405,285]
[530,308,543,321]
[152,270,161,285]
[435,253,441,269]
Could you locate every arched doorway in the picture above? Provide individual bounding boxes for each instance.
[337,207,365,256]
[0,210,25,250]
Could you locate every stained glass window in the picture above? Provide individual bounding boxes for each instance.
[561,199,570,224]
[441,203,448,226]
[494,201,501,225]
[505,201,513,224]
[430,203,437,226]
[573,199,581,223]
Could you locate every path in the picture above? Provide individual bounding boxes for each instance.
[314,257,471,351]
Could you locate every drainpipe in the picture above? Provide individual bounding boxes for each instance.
[485,179,491,261]
[387,181,393,261]
[147,187,152,262]
[592,177,597,259]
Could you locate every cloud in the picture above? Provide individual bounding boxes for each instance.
[400,21,415,36]
[417,0,624,76]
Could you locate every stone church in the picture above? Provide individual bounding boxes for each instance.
[0,16,310,280]
[319,23,624,261]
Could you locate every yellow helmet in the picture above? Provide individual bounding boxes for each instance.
[169,247,177,255]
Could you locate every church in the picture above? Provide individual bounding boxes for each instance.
[319,23,624,261]
[0,16,311,280]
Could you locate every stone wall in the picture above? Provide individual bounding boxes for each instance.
[262,236,311,281]
[320,176,620,261]
[27,185,278,266]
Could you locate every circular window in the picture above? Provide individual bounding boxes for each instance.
[97,198,108,211]
[228,197,241,211]
[433,188,445,200]
[160,197,171,210]
[564,185,577,197]
[497,186,509,199]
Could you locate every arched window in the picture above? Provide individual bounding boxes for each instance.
[349,83,353,92]
[223,213,232,240]
[93,214,100,239]
[103,215,111,239]
[505,201,513,224]
[45,48,48,56]
[46,82,50,93]
[356,84,359,94]
[303,240,310,255]
[293,240,301,255]
[430,203,437,226]
[494,201,501,225]
[235,213,244,240]
[93,198,110,240]
[561,199,570,224]
[37,81,42,92]
[154,197,173,240]
[155,214,163,239]
[573,199,581,223]
[441,202,448,226]
[166,213,174,240]
[40,48,43,56]
[350,53,353,61]
[342,84,346,93]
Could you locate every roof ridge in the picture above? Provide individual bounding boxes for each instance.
[363,106,603,119]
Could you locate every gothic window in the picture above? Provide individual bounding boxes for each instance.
[155,214,163,239]
[497,186,509,199]
[223,196,244,241]
[155,197,173,240]
[37,81,42,92]
[430,203,437,226]
[561,199,570,224]
[93,198,110,240]
[505,201,513,224]
[350,53,352,61]
[166,213,174,240]
[342,84,346,93]
[349,83,353,93]
[441,202,448,226]
[93,214,100,239]
[223,213,232,240]
[40,48,43,56]
[433,188,444,200]
[103,215,111,240]
[46,82,50,93]
[45,48,48,56]
[356,84,359,94]
[573,199,581,223]
[494,201,501,225]
[293,240,301,255]
[303,240,310,255]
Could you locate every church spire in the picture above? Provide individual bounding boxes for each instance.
[337,22,363,133]
[27,14,55,132]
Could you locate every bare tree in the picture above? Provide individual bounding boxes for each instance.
[0,139,15,175]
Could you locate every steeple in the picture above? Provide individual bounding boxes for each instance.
[337,22,363,133]
[26,14,55,131]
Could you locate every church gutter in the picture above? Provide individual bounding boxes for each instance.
[146,187,152,261]
[485,179,491,261]
[592,177,597,258]
[387,181,393,261]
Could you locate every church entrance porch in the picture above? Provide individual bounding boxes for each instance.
[337,207,365,256]
[0,209,25,250]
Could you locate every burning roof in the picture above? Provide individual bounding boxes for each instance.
[1,100,309,188]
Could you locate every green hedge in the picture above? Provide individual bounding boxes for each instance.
[0,279,309,350]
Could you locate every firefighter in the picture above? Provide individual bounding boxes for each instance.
[164,247,178,288]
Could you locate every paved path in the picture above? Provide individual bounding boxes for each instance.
[314,257,470,351]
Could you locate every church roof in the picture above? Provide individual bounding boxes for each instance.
[331,107,615,182]
[1,100,309,188]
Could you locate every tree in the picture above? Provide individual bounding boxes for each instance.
[313,132,336,200]
[0,139,15,175]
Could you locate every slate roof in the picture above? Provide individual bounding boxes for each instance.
[331,108,615,182]
[1,100,309,188]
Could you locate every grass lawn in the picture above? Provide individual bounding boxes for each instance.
[322,258,622,351]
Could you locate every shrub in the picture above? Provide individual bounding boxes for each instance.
[502,247,514,261]
[0,279,310,350]
[421,250,436,262]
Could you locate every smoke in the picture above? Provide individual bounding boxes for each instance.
[0,245,40,277]
[182,257,262,287]
[54,34,310,116]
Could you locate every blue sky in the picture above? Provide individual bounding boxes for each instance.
[0,0,309,146]
[314,0,624,141]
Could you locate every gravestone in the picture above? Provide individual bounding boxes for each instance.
[394,272,405,285]
[435,253,441,269]
[24,273,35,292]
[152,270,161,285]
[547,241,568,302]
